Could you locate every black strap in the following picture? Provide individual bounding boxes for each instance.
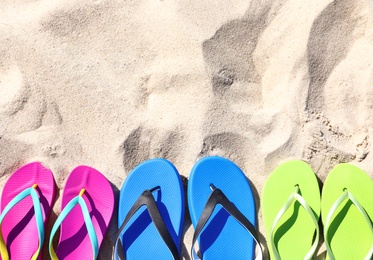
[114,187,180,260]
[191,187,263,259]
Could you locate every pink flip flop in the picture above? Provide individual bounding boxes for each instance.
[49,166,114,260]
[0,162,56,260]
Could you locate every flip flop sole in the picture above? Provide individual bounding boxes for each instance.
[118,159,184,260]
[321,163,373,260]
[188,156,257,259]
[56,166,114,259]
[262,160,320,259]
[1,162,56,260]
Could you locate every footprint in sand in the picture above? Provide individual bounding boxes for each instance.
[306,0,363,112]
[0,64,62,134]
[200,1,297,169]
[0,65,29,114]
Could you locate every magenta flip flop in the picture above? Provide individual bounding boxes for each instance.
[0,162,56,260]
[49,166,114,260]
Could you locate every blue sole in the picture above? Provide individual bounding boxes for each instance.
[118,159,184,260]
[188,156,257,259]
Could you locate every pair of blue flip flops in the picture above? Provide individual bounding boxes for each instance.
[114,156,262,259]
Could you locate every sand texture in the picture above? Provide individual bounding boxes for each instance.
[1,0,373,259]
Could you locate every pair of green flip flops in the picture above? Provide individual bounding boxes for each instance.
[262,160,373,260]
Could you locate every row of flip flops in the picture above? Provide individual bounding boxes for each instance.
[0,157,372,259]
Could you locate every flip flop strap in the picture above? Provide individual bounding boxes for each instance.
[113,187,180,260]
[0,185,44,260]
[49,189,99,260]
[191,187,263,260]
[324,189,373,260]
[270,185,319,260]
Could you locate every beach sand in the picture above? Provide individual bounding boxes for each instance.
[0,0,373,258]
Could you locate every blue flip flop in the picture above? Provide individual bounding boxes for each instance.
[114,159,184,260]
[188,156,262,259]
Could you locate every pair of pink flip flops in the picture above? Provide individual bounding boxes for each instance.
[0,162,114,260]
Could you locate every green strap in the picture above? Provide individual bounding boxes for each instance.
[270,185,319,260]
[324,189,373,260]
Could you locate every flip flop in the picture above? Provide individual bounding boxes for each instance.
[188,156,262,259]
[49,166,114,260]
[321,163,373,260]
[114,159,184,260]
[0,162,56,260]
[262,160,320,260]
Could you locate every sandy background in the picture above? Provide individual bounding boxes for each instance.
[1,0,373,259]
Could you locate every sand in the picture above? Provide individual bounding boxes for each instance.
[0,0,373,259]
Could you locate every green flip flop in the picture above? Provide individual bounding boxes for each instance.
[321,164,373,260]
[262,160,321,259]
